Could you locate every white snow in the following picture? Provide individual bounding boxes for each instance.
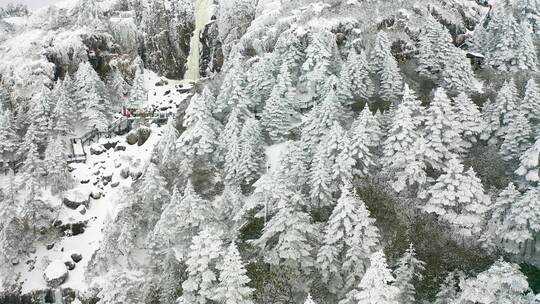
[8,76,189,294]
[265,143,289,172]
[43,260,68,282]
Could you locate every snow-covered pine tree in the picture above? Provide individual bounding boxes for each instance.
[416,13,450,77]
[44,136,72,194]
[516,0,540,34]
[73,62,110,130]
[420,157,491,238]
[152,182,213,258]
[500,110,532,161]
[222,108,243,184]
[354,250,399,304]
[128,67,147,109]
[317,186,380,296]
[178,228,223,304]
[51,80,74,137]
[455,259,535,304]
[433,271,462,304]
[516,135,540,184]
[440,46,481,94]
[106,68,130,107]
[177,89,220,161]
[253,192,316,271]
[302,30,335,101]
[301,86,344,153]
[370,31,392,75]
[378,51,403,104]
[28,86,51,150]
[381,99,427,192]
[496,186,540,255]
[393,244,425,304]
[238,117,265,186]
[136,163,170,229]
[0,110,19,164]
[246,54,276,113]
[215,56,245,117]
[351,106,382,149]
[212,242,254,304]
[520,78,540,131]
[304,294,316,304]
[486,7,539,72]
[261,64,298,142]
[338,51,374,105]
[423,88,465,170]
[346,119,375,179]
[453,93,485,148]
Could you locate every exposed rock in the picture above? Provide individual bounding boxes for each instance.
[46,243,55,250]
[71,253,83,263]
[80,179,90,184]
[44,260,68,288]
[200,20,223,77]
[90,145,106,155]
[90,191,102,200]
[102,173,113,183]
[11,258,19,266]
[111,181,120,188]
[155,79,169,86]
[60,222,87,236]
[126,130,138,145]
[64,261,76,271]
[63,189,90,209]
[102,139,119,150]
[137,126,152,146]
[76,205,87,215]
[115,144,127,151]
[120,167,130,179]
[130,169,142,180]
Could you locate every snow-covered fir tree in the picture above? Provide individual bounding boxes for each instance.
[354,250,399,304]
[393,244,425,304]
[212,242,254,304]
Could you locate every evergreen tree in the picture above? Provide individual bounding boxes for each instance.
[317,186,380,295]
[378,52,403,104]
[420,158,491,238]
[453,93,485,148]
[177,89,220,161]
[179,228,223,304]
[338,51,374,105]
[137,163,170,229]
[253,192,316,271]
[73,62,110,129]
[416,14,448,77]
[440,47,481,93]
[520,78,540,131]
[238,117,265,185]
[28,86,51,149]
[212,242,254,304]
[246,54,276,112]
[44,136,72,194]
[106,68,130,107]
[500,110,532,161]
[370,31,392,75]
[381,100,427,192]
[222,108,243,184]
[152,182,213,257]
[433,271,461,304]
[352,107,382,149]
[51,80,74,137]
[496,186,540,255]
[354,250,399,304]
[158,249,184,304]
[304,294,316,304]
[302,31,335,100]
[261,64,298,142]
[455,259,535,304]
[128,67,147,109]
[423,88,464,170]
[516,135,540,183]
[393,244,425,304]
[486,7,538,72]
[346,119,375,179]
[400,84,425,127]
[0,110,19,163]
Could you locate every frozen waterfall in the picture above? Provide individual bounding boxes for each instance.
[184,0,210,80]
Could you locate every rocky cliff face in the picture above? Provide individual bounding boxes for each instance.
[200,18,223,77]
[135,0,194,79]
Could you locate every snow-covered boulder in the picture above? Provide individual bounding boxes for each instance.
[137,126,152,146]
[126,130,138,145]
[44,260,68,288]
[63,189,90,209]
[102,139,119,150]
[76,205,87,215]
[71,253,83,263]
[90,144,106,155]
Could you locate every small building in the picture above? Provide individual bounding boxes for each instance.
[466,52,485,70]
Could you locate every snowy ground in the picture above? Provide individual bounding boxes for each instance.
[7,75,191,294]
